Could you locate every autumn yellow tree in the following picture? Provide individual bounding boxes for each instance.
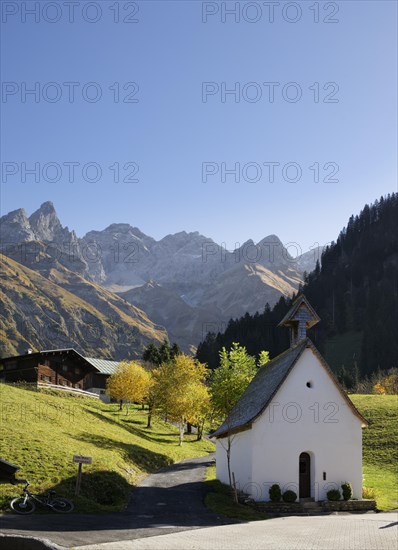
[143,366,157,428]
[152,354,209,445]
[107,361,152,415]
[373,370,398,395]
[190,382,211,441]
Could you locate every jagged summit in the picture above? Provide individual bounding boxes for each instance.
[29,201,64,242]
[35,201,56,213]
[0,207,35,242]
[2,207,29,220]
[256,234,283,246]
[0,201,319,351]
[102,223,139,233]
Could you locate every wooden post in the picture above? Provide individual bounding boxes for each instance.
[73,455,93,497]
[75,463,83,496]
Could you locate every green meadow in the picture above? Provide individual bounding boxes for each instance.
[0,385,396,513]
[0,383,213,512]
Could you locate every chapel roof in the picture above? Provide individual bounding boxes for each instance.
[211,337,368,439]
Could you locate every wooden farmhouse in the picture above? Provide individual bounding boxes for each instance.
[0,348,120,400]
[212,295,368,502]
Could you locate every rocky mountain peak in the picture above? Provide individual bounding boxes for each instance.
[256,234,283,246]
[37,201,56,214]
[104,223,135,233]
[29,202,64,242]
[85,223,155,248]
[0,207,35,242]
[2,207,29,222]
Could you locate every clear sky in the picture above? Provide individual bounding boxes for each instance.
[1,0,397,254]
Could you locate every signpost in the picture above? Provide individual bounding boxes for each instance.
[73,455,92,496]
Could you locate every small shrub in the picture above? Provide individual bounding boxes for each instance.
[341,482,352,501]
[269,484,281,502]
[327,489,341,501]
[282,490,297,503]
[362,487,376,500]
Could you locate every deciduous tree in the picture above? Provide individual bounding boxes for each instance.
[210,342,259,421]
[107,361,152,415]
[210,343,269,487]
[152,354,208,445]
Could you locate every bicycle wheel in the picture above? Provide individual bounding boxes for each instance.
[10,497,36,514]
[51,497,74,513]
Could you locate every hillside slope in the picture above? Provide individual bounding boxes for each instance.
[120,281,221,352]
[0,384,214,512]
[0,255,167,359]
[350,394,398,510]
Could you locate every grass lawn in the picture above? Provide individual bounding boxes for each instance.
[204,465,268,522]
[0,383,214,512]
[350,394,398,510]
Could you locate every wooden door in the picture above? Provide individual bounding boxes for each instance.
[299,452,311,498]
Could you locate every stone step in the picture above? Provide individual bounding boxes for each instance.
[302,502,322,509]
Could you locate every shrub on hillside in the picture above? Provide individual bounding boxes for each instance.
[362,487,376,500]
[373,370,398,395]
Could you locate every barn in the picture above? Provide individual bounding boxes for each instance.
[0,348,120,400]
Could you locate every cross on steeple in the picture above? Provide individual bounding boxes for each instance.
[278,294,320,346]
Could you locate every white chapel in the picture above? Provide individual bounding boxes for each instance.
[212,295,368,502]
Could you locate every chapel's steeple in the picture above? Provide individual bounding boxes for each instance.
[278,294,320,346]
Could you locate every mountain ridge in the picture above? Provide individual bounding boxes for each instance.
[0,253,167,359]
[0,202,319,352]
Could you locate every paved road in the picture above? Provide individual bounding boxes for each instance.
[1,455,397,550]
[78,512,398,550]
[0,454,233,548]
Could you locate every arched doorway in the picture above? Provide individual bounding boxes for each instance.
[299,452,311,498]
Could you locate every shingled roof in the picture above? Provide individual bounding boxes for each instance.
[211,338,368,439]
[278,294,320,329]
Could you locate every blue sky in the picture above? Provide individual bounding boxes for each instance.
[1,0,397,254]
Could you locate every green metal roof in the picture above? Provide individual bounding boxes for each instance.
[1,348,122,376]
[83,357,120,375]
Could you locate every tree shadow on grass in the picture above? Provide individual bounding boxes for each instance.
[126,424,181,445]
[49,469,132,511]
[84,407,144,427]
[70,432,172,473]
[84,409,180,446]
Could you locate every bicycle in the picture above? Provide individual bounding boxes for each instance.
[10,481,74,514]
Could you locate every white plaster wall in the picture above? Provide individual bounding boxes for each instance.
[216,428,252,493]
[85,387,110,403]
[249,348,363,501]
